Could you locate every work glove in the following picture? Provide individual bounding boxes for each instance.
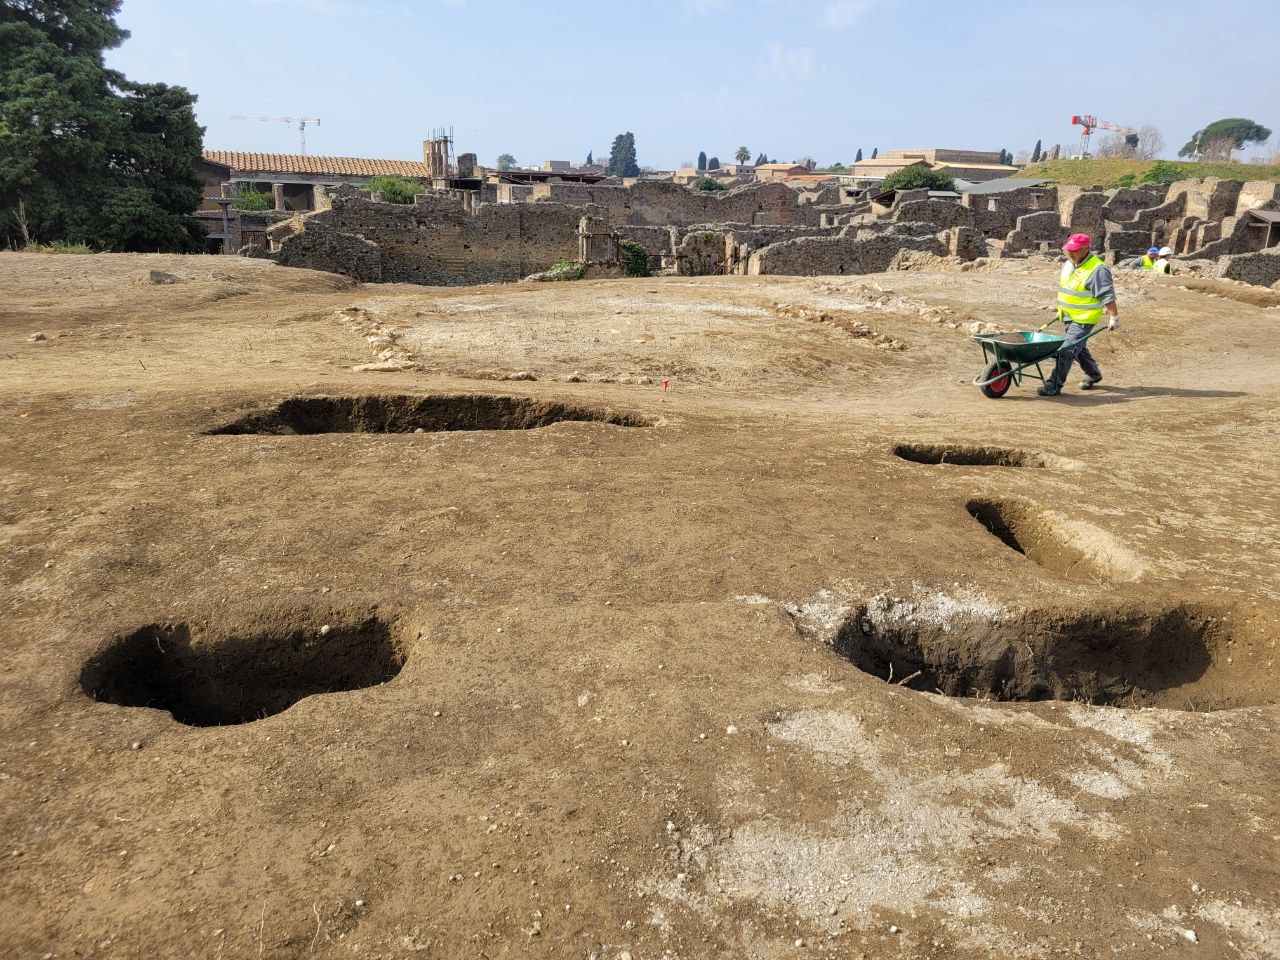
[1108,317,1120,331]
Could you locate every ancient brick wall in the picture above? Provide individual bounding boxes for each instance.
[1004,211,1066,255]
[1101,187,1167,223]
[892,199,976,230]
[268,192,579,285]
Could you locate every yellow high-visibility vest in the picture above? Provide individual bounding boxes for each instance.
[1154,258,1171,274]
[1057,254,1106,325]
[1141,255,1155,270]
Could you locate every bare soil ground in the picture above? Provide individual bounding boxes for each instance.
[2,252,1279,960]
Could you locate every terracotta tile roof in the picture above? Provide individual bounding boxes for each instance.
[756,163,809,171]
[203,150,433,178]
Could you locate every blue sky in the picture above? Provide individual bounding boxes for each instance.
[106,0,1279,169]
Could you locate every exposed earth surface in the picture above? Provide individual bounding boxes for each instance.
[2,252,1279,959]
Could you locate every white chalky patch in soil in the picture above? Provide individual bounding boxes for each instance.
[935,699,1059,729]
[784,672,847,694]
[779,586,857,641]
[643,707,1125,938]
[863,584,1008,632]
[1196,900,1280,958]
[1064,703,1174,771]
[1067,768,1132,800]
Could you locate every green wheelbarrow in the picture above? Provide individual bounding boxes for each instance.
[972,320,1108,399]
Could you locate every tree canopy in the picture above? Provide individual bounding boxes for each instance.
[697,150,706,171]
[734,146,750,164]
[495,153,516,171]
[854,148,863,162]
[606,132,639,178]
[1,0,206,250]
[879,167,956,193]
[1179,118,1273,160]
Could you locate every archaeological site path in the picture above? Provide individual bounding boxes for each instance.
[2,252,1278,959]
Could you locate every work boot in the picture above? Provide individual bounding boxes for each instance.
[1079,377,1102,390]
[1036,386,1060,397]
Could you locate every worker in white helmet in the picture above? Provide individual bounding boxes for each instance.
[1153,247,1173,275]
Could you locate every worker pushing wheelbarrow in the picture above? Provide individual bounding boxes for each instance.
[972,232,1121,399]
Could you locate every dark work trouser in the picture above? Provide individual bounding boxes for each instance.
[1045,320,1102,391]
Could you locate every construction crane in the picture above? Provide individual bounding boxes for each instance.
[1071,115,1138,159]
[230,116,321,154]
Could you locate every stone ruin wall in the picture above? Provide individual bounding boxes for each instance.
[268,191,582,285]
[254,172,1280,288]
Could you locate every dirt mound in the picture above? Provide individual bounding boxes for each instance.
[80,610,407,727]
[835,600,1275,712]
[207,393,652,434]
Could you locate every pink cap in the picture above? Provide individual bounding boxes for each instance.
[1063,233,1092,252]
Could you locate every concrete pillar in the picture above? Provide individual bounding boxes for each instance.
[272,183,285,211]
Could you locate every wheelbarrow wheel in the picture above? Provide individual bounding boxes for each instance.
[979,361,1013,399]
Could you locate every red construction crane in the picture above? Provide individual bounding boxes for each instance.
[1071,115,1138,158]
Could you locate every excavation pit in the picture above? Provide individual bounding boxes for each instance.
[965,496,1146,582]
[835,603,1276,712]
[893,443,1069,468]
[80,614,407,727]
[207,394,651,435]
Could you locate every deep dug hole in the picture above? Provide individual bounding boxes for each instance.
[80,612,407,726]
[966,496,1146,582]
[207,393,652,435]
[835,602,1278,711]
[894,443,1080,470]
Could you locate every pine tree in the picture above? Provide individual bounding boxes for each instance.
[754,152,768,166]
[697,151,707,171]
[606,132,639,178]
[1,0,205,250]
[586,150,593,165]
[1031,139,1042,163]
[855,148,863,162]
[871,147,878,159]
[707,156,719,170]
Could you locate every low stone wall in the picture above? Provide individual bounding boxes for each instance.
[1220,250,1280,286]
[746,227,951,276]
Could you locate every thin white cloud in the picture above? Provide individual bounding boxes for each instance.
[761,41,815,82]
[822,0,879,29]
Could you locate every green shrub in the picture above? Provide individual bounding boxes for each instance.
[365,175,422,204]
[1115,173,1138,188]
[619,239,649,277]
[879,167,957,193]
[1140,161,1183,185]
[233,185,273,211]
[689,176,728,192]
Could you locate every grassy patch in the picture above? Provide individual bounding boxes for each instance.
[32,241,94,254]
[1019,158,1280,188]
